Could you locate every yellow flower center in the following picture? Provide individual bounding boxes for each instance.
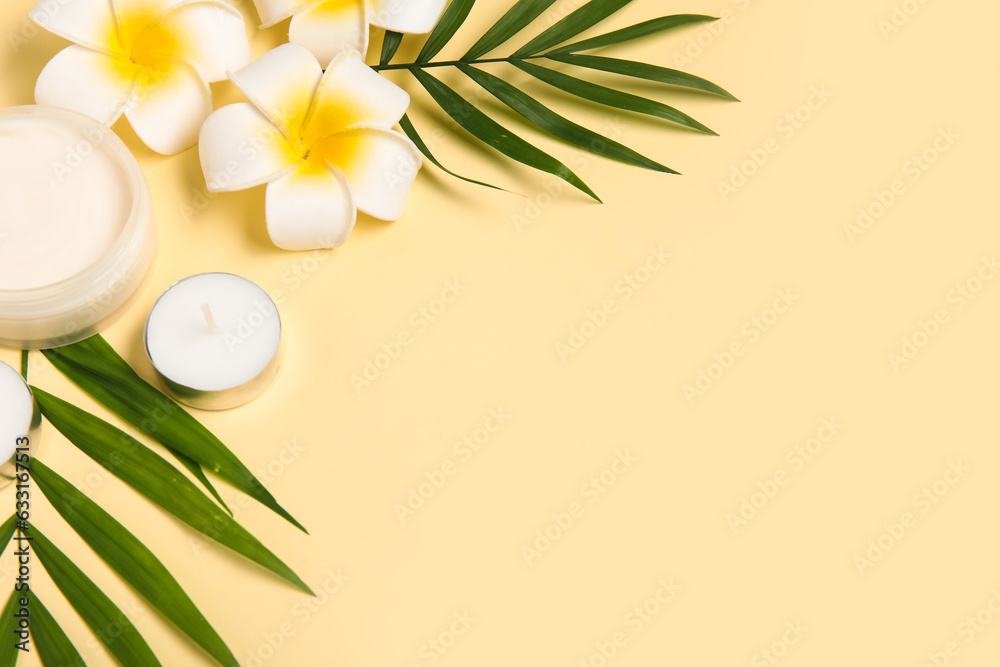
[295,142,326,175]
[295,133,357,176]
[107,8,185,72]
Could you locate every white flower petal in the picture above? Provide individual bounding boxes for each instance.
[289,0,368,68]
[314,126,420,220]
[265,163,356,250]
[30,0,120,55]
[301,49,409,145]
[251,0,321,28]
[138,0,251,82]
[228,43,322,144]
[125,58,213,154]
[34,45,137,126]
[367,0,446,34]
[199,103,299,193]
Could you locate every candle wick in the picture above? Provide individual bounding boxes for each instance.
[201,303,218,335]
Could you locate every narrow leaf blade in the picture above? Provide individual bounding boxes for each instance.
[176,453,232,515]
[41,338,229,515]
[413,69,600,201]
[514,60,717,134]
[399,114,507,192]
[0,514,16,554]
[0,590,22,667]
[546,53,739,100]
[30,460,238,667]
[459,64,677,173]
[550,14,717,54]
[513,0,634,57]
[28,591,85,667]
[380,30,403,65]
[33,389,313,595]
[27,523,160,667]
[416,0,476,62]
[464,0,558,60]
[42,336,306,533]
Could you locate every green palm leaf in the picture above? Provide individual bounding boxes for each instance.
[0,515,19,665]
[549,14,717,54]
[28,522,160,667]
[0,514,15,552]
[459,64,676,173]
[464,0,558,60]
[546,52,739,100]
[513,60,716,134]
[42,336,305,532]
[416,0,476,62]
[513,0,635,57]
[381,30,403,65]
[370,2,735,195]
[30,461,238,666]
[27,591,84,667]
[413,69,600,200]
[33,388,313,595]
[185,463,230,514]
[399,114,506,191]
[42,338,229,514]
[0,590,22,667]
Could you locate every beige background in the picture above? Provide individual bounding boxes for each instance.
[3,0,1000,664]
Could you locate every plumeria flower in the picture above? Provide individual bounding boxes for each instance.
[252,0,446,65]
[199,43,422,251]
[30,0,252,154]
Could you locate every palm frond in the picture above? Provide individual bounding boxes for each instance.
[42,337,305,532]
[374,0,736,197]
[30,462,238,666]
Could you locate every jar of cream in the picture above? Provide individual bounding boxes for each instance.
[0,105,156,349]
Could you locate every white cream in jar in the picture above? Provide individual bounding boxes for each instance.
[0,106,156,349]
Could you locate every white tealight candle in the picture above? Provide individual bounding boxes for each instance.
[0,106,156,350]
[0,361,41,488]
[144,274,282,410]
